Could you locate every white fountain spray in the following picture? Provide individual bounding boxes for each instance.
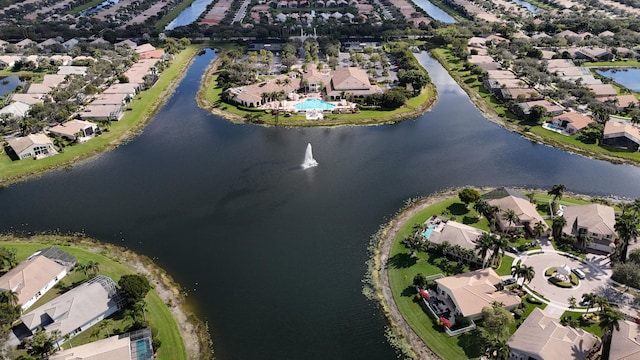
[301,143,318,169]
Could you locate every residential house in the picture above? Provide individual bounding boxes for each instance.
[26,84,52,95]
[104,83,140,97]
[500,88,542,102]
[49,120,99,142]
[602,120,640,151]
[588,84,618,99]
[134,43,156,55]
[6,133,58,160]
[92,93,130,106]
[599,30,615,37]
[516,100,564,117]
[434,268,521,320]
[598,94,637,111]
[302,65,331,93]
[551,112,594,134]
[15,39,36,50]
[41,74,67,88]
[115,39,138,49]
[425,219,485,253]
[16,276,122,344]
[80,104,125,121]
[508,308,598,360]
[0,102,30,119]
[561,203,616,252]
[325,67,381,99]
[228,75,301,108]
[37,38,60,50]
[0,250,73,310]
[484,187,548,234]
[61,38,79,50]
[0,55,19,69]
[574,47,614,62]
[57,66,88,76]
[544,59,575,70]
[49,328,154,360]
[10,93,44,106]
[609,320,640,360]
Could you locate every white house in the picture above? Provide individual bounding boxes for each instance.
[6,133,58,160]
[17,276,122,345]
[562,203,616,252]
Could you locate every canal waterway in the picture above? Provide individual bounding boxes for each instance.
[596,68,640,92]
[165,0,216,30]
[2,49,640,359]
[510,0,541,13]
[412,0,457,23]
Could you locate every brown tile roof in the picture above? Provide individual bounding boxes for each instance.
[603,120,640,145]
[553,112,594,131]
[610,320,640,360]
[7,133,54,154]
[330,67,372,91]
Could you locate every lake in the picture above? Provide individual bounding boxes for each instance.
[411,0,457,23]
[2,49,640,359]
[165,0,216,30]
[0,76,25,97]
[596,68,640,92]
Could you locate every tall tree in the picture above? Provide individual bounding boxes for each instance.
[490,236,508,267]
[476,233,495,268]
[533,221,546,239]
[552,216,567,241]
[474,199,490,219]
[548,184,566,212]
[503,209,520,230]
[599,307,624,359]
[614,212,640,263]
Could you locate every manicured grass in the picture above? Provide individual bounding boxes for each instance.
[0,45,201,186]
[508,298,547,334]
[560,311,605,337]
[1,240,186,360]
[582,60,640,67]
[495,254,516,276]
[386,198,501,359]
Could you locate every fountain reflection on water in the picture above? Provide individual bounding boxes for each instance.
[302,143,318,169]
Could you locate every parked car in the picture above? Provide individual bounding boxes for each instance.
[506,245,519,254]
[503,278,517,285]
[572,268,586,279]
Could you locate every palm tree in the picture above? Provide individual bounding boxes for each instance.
[486,338,510,360]
[594,295,610,314]
[475,233,495,268]
[0,290,19,307]
[490,236,508,267]
[473,199,490,219]
[568,296,577,309]
[533,221,546,239]
[581,293,597,312]
[548,184,566,213]
[511,264,535,284]
[614,212,640,263]
[503,209,520,230]
[599,307,624,359]
[50,329,62,350]
[552,216,567,241]
[86,261,100,277]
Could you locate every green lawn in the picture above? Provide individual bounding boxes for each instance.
[0,45,201,186]
[1,239,187,360]
[582,60,640,67]
[386,198,504,359]
[560,311,605,337]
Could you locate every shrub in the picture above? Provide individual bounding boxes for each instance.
[549,277,573,288]
[526,296,543,304]
[544,267,556,277]
[612,262,640,289]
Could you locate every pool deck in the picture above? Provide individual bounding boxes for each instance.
[259,93,356,114]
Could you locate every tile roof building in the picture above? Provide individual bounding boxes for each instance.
[6,133,58,160]
[561,203,616,253]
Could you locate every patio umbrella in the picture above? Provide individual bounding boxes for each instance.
[419,289,430,300]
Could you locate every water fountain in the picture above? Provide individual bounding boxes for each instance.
[302,143,318,169]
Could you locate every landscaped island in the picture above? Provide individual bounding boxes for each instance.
[366,186,640,359]
[197,41,438,127]
[0,234,212,360]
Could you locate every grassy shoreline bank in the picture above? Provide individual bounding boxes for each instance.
[429,47,640,166]
[0,233,213,360]
[0,45,201,187]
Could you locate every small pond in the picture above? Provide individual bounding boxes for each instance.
[596,68,640,92]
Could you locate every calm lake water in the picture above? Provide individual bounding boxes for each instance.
[165,0,216,30]
[596,68,640,92]
[412,0,457,23]
[2,49,640,359]
[510,0,541,13]
[0,76,25,97]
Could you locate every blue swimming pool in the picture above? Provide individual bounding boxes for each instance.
[423,225,435,239]
[134,339,153,360]
[294,99,335,111]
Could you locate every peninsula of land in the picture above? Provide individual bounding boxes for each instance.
[0,234,213,360]
[369,186,640,359]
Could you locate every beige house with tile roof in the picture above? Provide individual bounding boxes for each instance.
[609,320,640,360]
[488,195,548,234]
[551,112,594,134]
[0,255,67,310]
[6,133,58,160]
[602,120,640,151]
[50,328,154,360]
[49,120,99,141]
[561,203,616,253]
[508,307,598,360]
[326,67,381,99]
[17,276,122,344]
[434,268,521,320]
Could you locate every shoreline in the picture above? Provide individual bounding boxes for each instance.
[0,46,201,188]
[428,49,640,167]
[195,52,440,128]
[0,233,213,360]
